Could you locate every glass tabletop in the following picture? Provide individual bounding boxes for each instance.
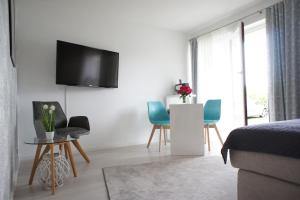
[25,135,76,145]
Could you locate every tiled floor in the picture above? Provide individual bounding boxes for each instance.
[14,136,223,200]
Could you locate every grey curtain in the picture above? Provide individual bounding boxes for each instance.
[190,38,198,103]
[266,0,300,121]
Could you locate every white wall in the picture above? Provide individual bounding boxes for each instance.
[16,0,187,159]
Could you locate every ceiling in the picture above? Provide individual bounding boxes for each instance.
[92,0,268,33]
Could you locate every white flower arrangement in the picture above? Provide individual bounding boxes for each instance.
[42,104,56,132]
[50,105,56,111]
[43,104,49,110]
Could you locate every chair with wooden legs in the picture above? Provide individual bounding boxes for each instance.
[203,99,224,151]
[33,101,91,163]
[146,101,170,152]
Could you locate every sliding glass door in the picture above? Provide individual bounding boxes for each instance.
[196,23,245,135]
[195,18,269,130]
[244,19,269,125]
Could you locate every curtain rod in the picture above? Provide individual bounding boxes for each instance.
[191,2,280,39]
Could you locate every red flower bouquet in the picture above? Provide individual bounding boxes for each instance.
[177,85,192,103]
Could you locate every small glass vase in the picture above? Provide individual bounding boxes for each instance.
[182,96,186,103]
[45,131,55,140]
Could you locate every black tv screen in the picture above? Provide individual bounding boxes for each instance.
[56,40,119,88]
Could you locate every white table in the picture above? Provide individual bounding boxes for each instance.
[170,104,204,156]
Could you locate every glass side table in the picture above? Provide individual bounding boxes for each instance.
[25,136,78,194]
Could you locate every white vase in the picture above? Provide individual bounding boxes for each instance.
[45,131,55,140]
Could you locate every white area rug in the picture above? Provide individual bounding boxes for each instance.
[103,156,237,200]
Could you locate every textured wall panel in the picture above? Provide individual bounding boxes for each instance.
[0,0,18,199]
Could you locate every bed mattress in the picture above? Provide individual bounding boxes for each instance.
[222,119,300,163]
[230,150,300,185]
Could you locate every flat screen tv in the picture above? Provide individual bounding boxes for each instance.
[56,40,119,88]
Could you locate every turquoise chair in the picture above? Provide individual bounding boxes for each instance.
[203,99,223,151]
[147,101,170,152]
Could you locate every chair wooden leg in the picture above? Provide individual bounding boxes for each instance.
[72,140,90,163]
[29,144,43,185]
[159,126,162,152]
[207,127,211,152]
[214,124,224,145]
[59,144,63,151]
[204,127,207,144]
[147,125,156,148]
[163,128,167,145]
[65,142,78,177]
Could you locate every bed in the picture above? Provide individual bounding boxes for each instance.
[221,119,300,200]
